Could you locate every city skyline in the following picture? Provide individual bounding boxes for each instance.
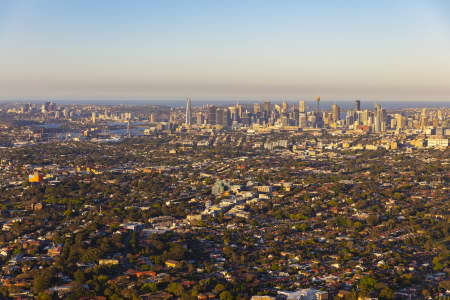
[0,90,448,299]
[0,2,448,296]
[1,1,450,101]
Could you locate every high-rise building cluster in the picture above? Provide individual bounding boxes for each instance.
[5,98,449,139]
[178,98,449,134]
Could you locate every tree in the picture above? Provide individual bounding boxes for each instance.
[359,276,377,297]
[214,283,226,294]
[142,282,158,293]
[74,269,86,283]
[167,282,184,296]
[168,243,186,260]
[36,292,52,300]
[33,269,54,294]
[432,256,443,271]
[0,286,9,299]
[379,287,394,299]
[367,215,379,226]
[219,290,233,300]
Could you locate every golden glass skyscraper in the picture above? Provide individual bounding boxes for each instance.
[299,100,305,113]
[332,104,340,121]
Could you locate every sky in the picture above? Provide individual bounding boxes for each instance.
[0,0,450,102]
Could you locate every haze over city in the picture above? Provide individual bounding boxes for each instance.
[1,0,450,101]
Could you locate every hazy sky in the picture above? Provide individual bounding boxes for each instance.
[1,0,450,101]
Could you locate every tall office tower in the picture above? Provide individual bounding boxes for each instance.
[292,108,299,124]
[390,118,397,129]
[353,111,360,125]
[216,108,230,127]
[309,114,317,128]
[380,109,386,132]
[332,104,340,122]
[196,111,204,125]
[274,104,281,114]
[41,102,50,114]
[225,109,230,126]
[374,103,381,114]
[185,97,192,125]
[169,109,176,123]
[281,100,288,113]
[367,115,374,127]
[207,106,216,125]
[299,100,305,113]
[396,114,406,130]
[228,106,237,122]
[421,108,427,118]
[420,115,427,128]
[91,112,96,124]
[374,114,381,132]
[41,102,48,113]
[354,100,361,111]
[150,113,155,123]
[345,112,353,126]
[263,101,271,117]
[253,103,262,114]
[216,108,224,126]
[236,104,244,119]
[362,109,369,125]
[299,113,307,128]
[420,108,428,128]
[374,104,382,132]
[314,97,322,127]
[48,102,56,112]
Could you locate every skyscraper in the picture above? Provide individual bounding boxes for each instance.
[299,100,305,113]
[299,113,307,128]
[396,113,406,130]
[229,106,237,122]
[196,111,204,125]
[236,104,244,119]
[216,108,230,127]
[362,109,369,125]
[169,108,176,123]
[354,100,361,111]
[374,104,384,133]
[253,103,262,114]
[185,97,192,125]
[380,108,386,132]
[315,97,322,128]
[264,101,271,115]
[281,100,288,113]
[216,108,224,126]
[332,104,340,122]
[207,106,216,125]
